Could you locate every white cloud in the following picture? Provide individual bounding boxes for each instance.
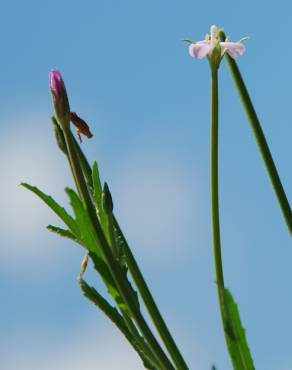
[0,112,73,263]
[44,329,143,370]
[2,324,143,370]
[1,319,209,370]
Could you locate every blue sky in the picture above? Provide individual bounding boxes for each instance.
[1,1,292,369]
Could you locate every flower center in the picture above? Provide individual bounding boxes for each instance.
[210,25,219,47]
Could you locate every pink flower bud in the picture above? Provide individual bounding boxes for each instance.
[49,69,70,128]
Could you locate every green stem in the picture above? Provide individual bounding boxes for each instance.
[113,217,189,370]
[63,127,175,370]
[210,68,232,358]
[211,68,248,369]
[72,134,93,188]
[219,31,292,235]
[210,69,225,291]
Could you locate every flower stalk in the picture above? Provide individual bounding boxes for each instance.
[187,25,255,368]
[210,67,236,366]
[210,68,225,292]
[210,50,254,370]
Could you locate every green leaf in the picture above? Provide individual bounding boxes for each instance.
[91,248,139,314]
[65,187,101,255]
[92,161,102,204]
[92,162,109,240]
[47,225,78,242]
[222,288,255,370]
[79,277,158,370]
[65,188,128,313]
[65,186,139,316]
[79,276,129,332]
[21,183,80,237]
[89,252,128,312]
[113,223,128,269]
[112,217,142,309]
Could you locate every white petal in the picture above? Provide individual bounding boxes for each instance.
[220,42,246,59]
[189,41,213,59]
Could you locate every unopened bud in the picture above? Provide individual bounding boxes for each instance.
[102,182,113,214]
[49,69,70,129]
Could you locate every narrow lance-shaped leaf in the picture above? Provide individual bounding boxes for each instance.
[21,183,80,237]
[102,182,123,263]
[79,276,130,334]
[92,161,102,205]
[89,252,130,313]
[101,184,139,310]
[92,161,109,240]
[78,277,158,370]
[47,225,78,242]
[222,288,255,370]
[65,187,101,255]
[113,223,128,270]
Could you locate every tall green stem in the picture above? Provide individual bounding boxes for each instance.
[63,127,175,370]
[210,66,256,370]
[211,69,225,292]
[210,68,231,357]
[219,31,292,235]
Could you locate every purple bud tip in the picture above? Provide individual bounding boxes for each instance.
[49,69,65,100]
[49,68,70,127]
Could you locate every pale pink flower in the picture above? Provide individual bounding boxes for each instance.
[188,25,246,60]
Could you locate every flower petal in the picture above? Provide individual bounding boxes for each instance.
[189,40,213,59]
[220,42,246,59]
